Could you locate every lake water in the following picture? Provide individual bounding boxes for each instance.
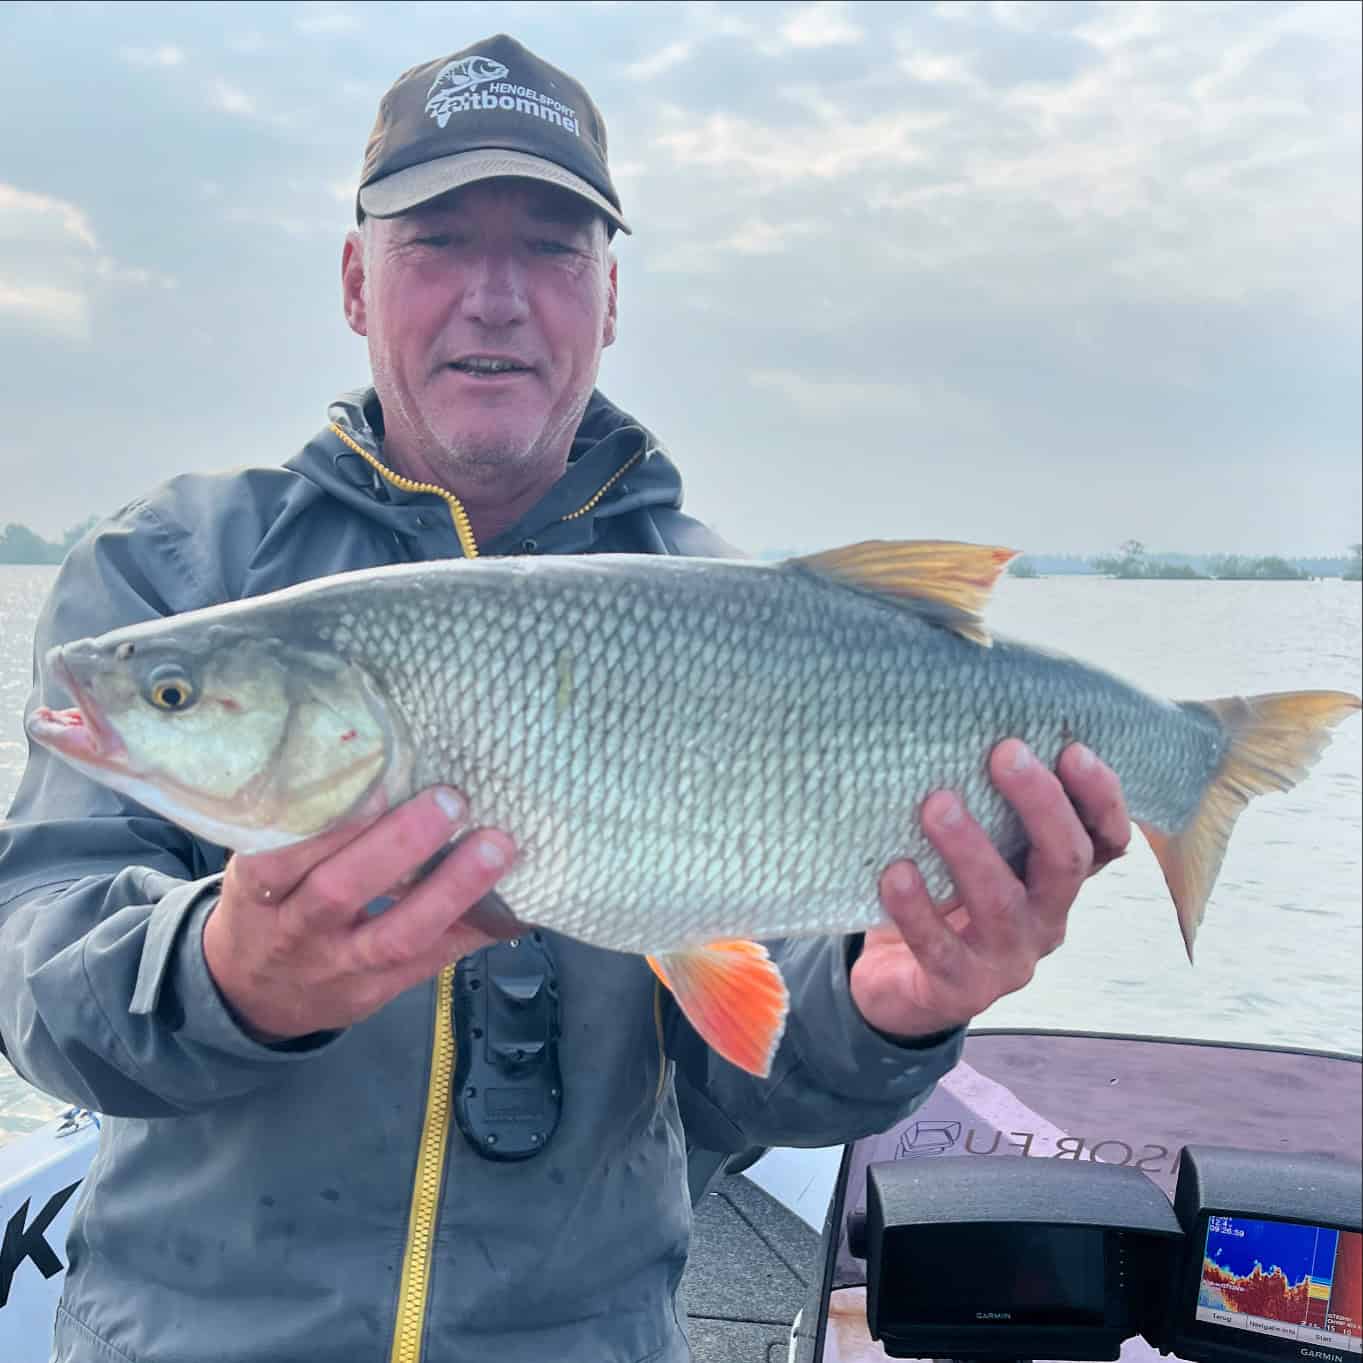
[2,564,1360,1142]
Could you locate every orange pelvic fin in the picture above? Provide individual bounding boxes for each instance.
[1139,689,1361,962]
[788,540,1018,646]
[647,939,790,1079]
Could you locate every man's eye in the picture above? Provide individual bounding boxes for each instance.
[531,238,574,255]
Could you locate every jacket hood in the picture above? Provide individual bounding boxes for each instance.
[286,387,685,557]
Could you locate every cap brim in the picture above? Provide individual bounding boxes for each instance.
[357,148,630,234]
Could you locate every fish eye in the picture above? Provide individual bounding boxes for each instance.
[146,666,197,712]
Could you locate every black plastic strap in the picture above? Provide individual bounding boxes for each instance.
[452,934,563,1161]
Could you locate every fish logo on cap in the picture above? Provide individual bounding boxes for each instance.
[426,55,511,127]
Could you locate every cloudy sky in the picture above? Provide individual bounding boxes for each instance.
[1,0,1359,557]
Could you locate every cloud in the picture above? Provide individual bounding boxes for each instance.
[0,183,98,251]
[680,1,762,42]
[117,44,185,68]
[747,367,909,417]
[639,0,1359,320]
[0,183,174,342]
[775,2,863,50]
[0,283,89,340]
[623,4,862,85]
[93,258,176,290]
[296,11,362,35]
[625,40,695,81]
[209,81,257,117]
[647,218,827,273]
[722,218,825,255]
[653,104,945,188]
[1073,1,1166,53]
[900,49,983,90]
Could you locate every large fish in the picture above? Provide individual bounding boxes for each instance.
[26,541,1361,1076]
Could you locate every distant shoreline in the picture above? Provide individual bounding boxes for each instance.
[4,527,1361,582]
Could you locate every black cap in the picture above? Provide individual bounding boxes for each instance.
[357,34,629,234]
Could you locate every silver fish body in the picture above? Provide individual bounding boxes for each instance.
[50,553,1243,953]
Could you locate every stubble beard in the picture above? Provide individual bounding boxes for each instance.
[423,387,592,509]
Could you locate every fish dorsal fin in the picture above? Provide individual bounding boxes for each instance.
[789,540,1018,646]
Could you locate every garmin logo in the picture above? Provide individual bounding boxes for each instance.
[976,1312,1013,1321]
[1300,1350,1342,1362]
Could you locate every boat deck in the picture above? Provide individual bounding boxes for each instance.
[682,1171,821,1361]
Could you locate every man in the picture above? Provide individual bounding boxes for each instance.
[0,34,1129,1363]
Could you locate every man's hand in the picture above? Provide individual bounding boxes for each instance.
[202,787,516,1043]
[850,741,1130,1042]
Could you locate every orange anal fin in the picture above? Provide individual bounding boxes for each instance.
[647,940,790,1079]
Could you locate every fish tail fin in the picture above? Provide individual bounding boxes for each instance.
[1137,690,1361,962]
[647,940,790,1079]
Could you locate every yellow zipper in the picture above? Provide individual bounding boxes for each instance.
[331,420,644,542]
[562,448,643,520]
[389,965,458,1363]
[330,424,480,561]
[327,426,474,1363]
[328,420,660,1361]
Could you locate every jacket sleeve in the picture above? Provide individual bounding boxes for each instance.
[0,504,340,1118]
[668,936,965,1153]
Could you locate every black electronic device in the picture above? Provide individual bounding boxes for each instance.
[856,1154,1184,1361]
[1146,1145,1361,1363]
[451,934,562,1161]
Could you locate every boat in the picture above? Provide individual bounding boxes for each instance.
[4,1029,1359,1362]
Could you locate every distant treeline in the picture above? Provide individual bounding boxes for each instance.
[0,519,100,565]
[1010,540,1362,581]
[5,523,1362,580]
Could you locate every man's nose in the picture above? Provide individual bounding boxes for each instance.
[460,253,529,327]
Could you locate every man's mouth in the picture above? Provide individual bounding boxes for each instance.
[447,355,534,377]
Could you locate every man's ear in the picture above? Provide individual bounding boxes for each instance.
[603,255,618,349]
[341,230,368,337]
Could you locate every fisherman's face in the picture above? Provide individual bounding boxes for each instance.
[342,181,617,512]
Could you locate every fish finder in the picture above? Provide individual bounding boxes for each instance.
[1146,1146,1362,1363]
[849,1153,1183,1360]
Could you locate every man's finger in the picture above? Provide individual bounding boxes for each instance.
[1056,743,1131,871]
[919,786,1027,953]
[987,739,1091,939]
[282,787,471,932]
[873,861,969,984]
[351,828,516,971]
[364,915,507,1010]
[228,785,393,906]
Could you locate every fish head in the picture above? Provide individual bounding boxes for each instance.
[26,621,405,852]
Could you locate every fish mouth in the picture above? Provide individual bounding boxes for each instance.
[26,649,128,770]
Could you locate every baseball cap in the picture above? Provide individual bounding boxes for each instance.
[357,34,630,235]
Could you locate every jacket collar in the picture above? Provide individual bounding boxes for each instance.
[289,388,684,556]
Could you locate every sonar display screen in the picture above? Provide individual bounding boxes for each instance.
[1197,1216,1362,1354]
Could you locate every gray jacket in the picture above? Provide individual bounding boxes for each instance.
[0,391,963,1363]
